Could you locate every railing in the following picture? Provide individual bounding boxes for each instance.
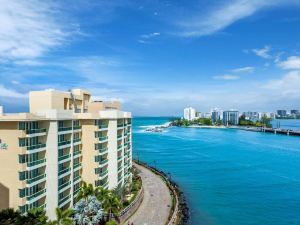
[27,158,46,167]
[99,170,108,177]
[99,136,108,142]
[58,167,71,176]
[73,126,81,130]
[58,181,71,190]
[27,174,46,184]
[118,166,123,171]
[58,127,72,132]
[26,143,46,151]
[58,140,71,146]
[117,124,124,128]
[73,138,81,143]
[117,145,122,150]
[98,124,108,129]
[73,150,82,156]
[117,135,123,139]
[74,176,81,182]
[58,154,71,162]
[73,163,82,169]
[25,128,46,135]
[27,188,46,201]
[99,159,108,165]
[98,147,108,153]
[58,195,70,206]
[118,187,144,222]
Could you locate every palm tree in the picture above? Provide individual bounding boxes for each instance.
[52,208,73,225]
[77,181,96,201]
[95,186,110,202]
[102,194,121,221]
[0,208,22,225]
[21,208,48,225]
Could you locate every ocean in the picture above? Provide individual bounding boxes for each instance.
[132,117,300,225]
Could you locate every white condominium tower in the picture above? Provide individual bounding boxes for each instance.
[0,89,132,220]
[183,107,196,121]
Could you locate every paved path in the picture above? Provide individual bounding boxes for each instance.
[125,163,172,225]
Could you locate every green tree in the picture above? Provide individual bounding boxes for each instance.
[0,208,22,225]
[77,181,96,201]
[95,186,110,202]
[21,208,48,225]
[51,208,73,225]
[102,194,121,221]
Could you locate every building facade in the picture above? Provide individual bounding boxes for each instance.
[277,110,287,118]
[183,107,196,121]
[223,110,239,126]
[211,108,222,124]
[0,89,132,220]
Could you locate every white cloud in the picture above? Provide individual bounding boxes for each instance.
[263,71,300,95]
[278,56,300,70]
[0,0,67,61]
[141,32,160,39]
[0,85,27,98]
[213,74,240,80]
[231,66,254,73]
[252,46,272,59]
[176,0,299,37]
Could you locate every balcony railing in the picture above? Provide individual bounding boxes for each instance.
[58,127,72,132]
[99,136,108,142]
[117,145,122,150]
[27,158,46,167]
[99,170,108,177]
[58,140,71,146]
[73,126,81,130]
[25,128,46,135]
[58,167,71,176]
[98,147,108,153]
[58,181,71,190]
[74,175,81,182]
[58,154,71,162]
[118,166,123,171]
[73,163,82,169]
[27,188,46,201]
[98,124,108,129]
[27,174,46,184]
[58,195,70,206]
[99,159,108,165]
[26,143,46,151]
[117,135,122,140]
[73,138,81,143]
[73,150,82,156]
[73,189,80,196]
[117,124,124,128]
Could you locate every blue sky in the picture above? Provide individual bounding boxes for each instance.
[1,0,300,116]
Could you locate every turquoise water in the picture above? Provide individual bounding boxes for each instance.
[133,117,300,225]
[271,119,300,130]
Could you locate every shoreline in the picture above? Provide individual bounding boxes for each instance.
[134,160,190,225]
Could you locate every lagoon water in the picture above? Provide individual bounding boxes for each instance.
[133,117,300,225]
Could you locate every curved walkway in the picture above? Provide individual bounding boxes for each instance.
[124,163,172,225]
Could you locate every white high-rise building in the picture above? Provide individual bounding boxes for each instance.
[183,107,196,121]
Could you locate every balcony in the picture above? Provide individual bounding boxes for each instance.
[26,143,46,151]
[118,176,123,182]
[73,150,82,157]
[117,135,122,140]
[73,163,82,170]
[58,140,71,147]
[99,170,108,178]
[27,158,46,168]
[73,138,81,144]
[25,128,46,135]
[117,145,122,150]
[58,127,72,132]
[97,147,108,154]
[27,174,46,185]
[99,159,108,165]
[73,189,80,196]
[117,124,123,129]
[118,165,123,172]
[98,136,108,143]
[27,188,46,201]
[73,125,81,131]
[58,167,71,176]
[58,154,71,162]
[117,156,123,161]
[73,175,81,182]
[58,181,71,191]
[98,124,108,130]
[58,195,70,206]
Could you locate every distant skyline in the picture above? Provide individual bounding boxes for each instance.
[1,0,300,116]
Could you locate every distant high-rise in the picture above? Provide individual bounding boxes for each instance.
[211,108,221,124]
[291,110,299,116]
[277,110,287,118]
[223,110,239,126]
[184,107,196,121]
[243,111,259,121]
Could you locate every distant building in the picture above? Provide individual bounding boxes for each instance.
[291,110,299,116]
[223,110,239,126]
[184,107,196,121]
[211,108,221,124]
[0,106,3,115]
[277,110,287,118]
[243,111,259,121]
[195,111,201,119]
[259,112,275,119]
[203,112,211,119]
